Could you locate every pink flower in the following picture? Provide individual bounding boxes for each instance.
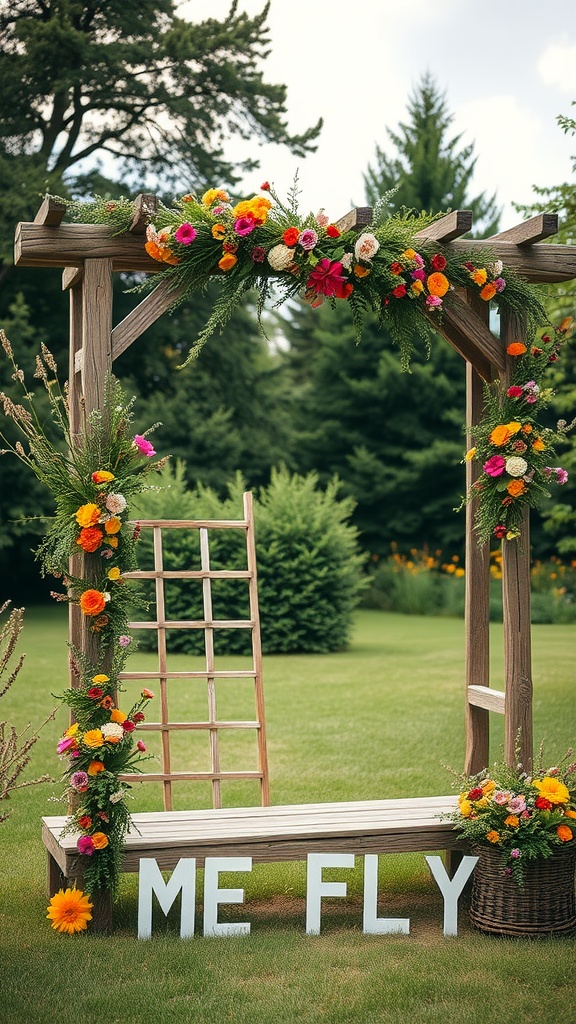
[118,635,132,647]
[425,294,442,308]
[507,796,526,814]
[556,468,569,484]
[494,277,506,292]
[234,215,256,236]
[510,848,521,859]
[298,229,318,251]
[493,791,510,805]
[483,455,506,477]
[134,435,156,457]
[77,835,95,856]
[493,524,507,539]
[174,223,197,245]
[137,740,147,752]
[506,386,523,398]
[57,736,76,755]
[411,269,426,282]
[315,211,330,227]
[70,771,89,792]
[142,688,155,699]
[306,259,347,298]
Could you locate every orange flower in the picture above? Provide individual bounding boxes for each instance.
[521,424,533,434]
[76,526,104,552]
[557,824,573,842]
[426,272,449,297]
[79,589,106,616]
[232,196,272,224]
[480,283,497,301]
[104,517,122,534]
[76,503,101,528]
[410,279,424,295]
[564,809,576,819]
[202,188,229,207]
[471,268,487,285]
[105,536,119,549]
[144,239,179,266]
[507,479,526,497]
[83,729,104,748]
[92,470,115,484]
[100,695,114,710]
[489,421,521,446]
[211,223,226,240]
[87,760,105,775]
[353,264,371,278]
[218,252,237,272]
[507,342,527,356]
[91,832,109,850]
[504,814,519,828]
[532,437,546,451]
[486,830,500,843]
[110,708,126,724]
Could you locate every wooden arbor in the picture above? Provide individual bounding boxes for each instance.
[14,197,576,776]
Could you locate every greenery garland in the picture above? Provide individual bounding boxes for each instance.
[57,179,548,370]
[0,331,167,903]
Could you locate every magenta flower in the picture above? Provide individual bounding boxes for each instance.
[506,386,523,398]
[137,740,147,752]
[556,468,569,484]
[298,229,318,251]
[174,222,197,245]
[510,848,521,859]
[77,835,95,856]
[483,455,506,477]
[306,259,347,298]
[57,736,76,755]
[411,268,426,282]
[425,294,442,308]
[494,277,506,292]
[250,246,266,263]
[122,719,136,732]
[234,215,256,236]
[134,435,156,457]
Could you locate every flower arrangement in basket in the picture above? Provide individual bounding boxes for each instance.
[462,320,574,543]
[446,744,576,885]
[0,331,168,930]
[57,179,549,370]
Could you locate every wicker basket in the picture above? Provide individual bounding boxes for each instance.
[470,844,576,937]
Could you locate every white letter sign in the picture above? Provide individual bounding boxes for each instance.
[425,855,478,936]
[203,857,252,936]
[138,857,196,939]
[306,853,355,935]
[362,854,410,934]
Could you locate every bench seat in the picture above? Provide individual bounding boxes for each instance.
[43,795,464,890]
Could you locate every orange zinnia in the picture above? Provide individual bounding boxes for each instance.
[480,283,497,301]
[218,252,237,272]
[507,342,527,356]
[79,589,106,616]
[507,479,526,497]
[426,272,449,297]
[557,824,573,842]
[76,503,100,528]
[489,421,521,446]
[76,526,103,552]
[532,437,546,451]
[87,760,105,775]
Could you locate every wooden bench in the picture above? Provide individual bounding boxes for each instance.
[43,795,465,925]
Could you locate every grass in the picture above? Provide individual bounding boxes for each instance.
[1,606,575,1024]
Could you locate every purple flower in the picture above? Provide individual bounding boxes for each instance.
[70,771,89,792]
[494,277,506,292]
[507,796,526,814]
[174,222,197,245]
[118,634,132,647]
[483,455,506,477]
[556,468,569,485]
[77,835,95,856]
[134,435,156,458]
[251,246,266,263]
[298,229,318,251]
[504,867,512,876]
[510,848,521,859]
[234,215,256,236]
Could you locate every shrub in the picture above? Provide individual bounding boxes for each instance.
[133,463,368,654]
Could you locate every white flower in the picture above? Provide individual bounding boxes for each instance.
[505,456,528,478]
[340,252,353,270]
[109,789,127,804]
[105,492,127,514]
[354,232,379,263]
[316,210,330,227]
[267,244,295,271]
[101,722,124,742]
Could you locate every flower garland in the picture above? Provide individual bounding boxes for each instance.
[446,744,576,884]
[0,331,168,906]
[462,320,574,543]
[58,180,548,369]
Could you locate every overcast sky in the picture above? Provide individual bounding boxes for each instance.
[179,0,576,231]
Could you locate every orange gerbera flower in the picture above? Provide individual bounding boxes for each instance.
[91,832,109,850]
[87,760,105,775]
[79,589,106,616]
[507,342,527,356]
[507,479,526,497]
[218,252,237,271]
[557,824,573,842]
[480,283,497,301]
[426,272,449,297]
[489,421,522,446]
[47,888,93,934]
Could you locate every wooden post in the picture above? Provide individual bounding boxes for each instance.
[500,310,533,770]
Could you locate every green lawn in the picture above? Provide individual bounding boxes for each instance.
[1,606,575,1024]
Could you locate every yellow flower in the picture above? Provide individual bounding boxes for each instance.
[105,517,122,534]
[110,708,126,724]
[482,780,496,796]
[410,279,424,295]
[533,777,570,805]
[92,674,109,684]
[64,723,79,738]
[107,567,121,581]
[504,814,519,828]
[400,248,417,260]
[47,887,93,934]
[459,799,473,817]
[471,268,487,285]
[202,188,229,207]
[211,223,226,240]
[232,196,272,224]
[486,830,500,843]
[75,503,101,528]
[87,760,105,775]
[532,437,546,451]
[465,447,476,461]
[105,536,119,549]
[83,729,104,748]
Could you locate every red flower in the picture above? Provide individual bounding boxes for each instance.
[306,259,348,298]
[535,796,553,810]
[507,386,524,398]
[283,227,299,247]
[78,815,92,830]
[122,719,136,732]
[76,527,104,553]
[392,284,407,298]
[390,262,403,275]
[493,524,507,539]
[431,253,447,271]
[223,242,238,253]
[87,686,104,700]
[260,181,270,191]
[133,711,145,723]
[467,787,484,800]
[326,225,340,238]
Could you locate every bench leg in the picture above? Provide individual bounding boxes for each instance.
[90,888,113,934]
[47,851,64,897]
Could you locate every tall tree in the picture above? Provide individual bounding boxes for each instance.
[363,72,499,235]
[0,0,321,266]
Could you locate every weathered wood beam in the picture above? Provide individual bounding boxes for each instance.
[414,210,473,242]
[426,291,505,380]
[467,685,505,715]
[443,238,576,283]
[129,193,158,234]
[111,278,186,361]
[33,196,66,226]
[62,266,83,290]
[489,213,559,245]
[335,207,372,233]
[14,222,160,272]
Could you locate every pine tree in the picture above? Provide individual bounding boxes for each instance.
[363,72,500,235]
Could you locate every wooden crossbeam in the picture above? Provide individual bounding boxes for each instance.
[33,196,66,227]
[335,207,372,233]
[111,278,185,360]
[129,193,158,234]
[445,238,576,283]
[62,266,83,290]
[14,222,160,272]
[489,213,559,245]
[414,210,473,242]
[427,291,505,380]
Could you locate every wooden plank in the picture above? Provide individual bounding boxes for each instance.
[128,619,254,629]
[34,196,66,226]
[111,278,186,360]
[122,569,252,580]
[81,258,113,414]
[129,193,158,234]
[134,720,262,730]
[414,210,473,242]
[428,290,504,379]
[14,222,161,272]
[442,238,576,284]
[245,490,270,806]
[129,518,249,529]
[467,685,505,714]
[334,207,373,233]
[119,670,257,680]
[62,266,83,290]
[489,213,559,245]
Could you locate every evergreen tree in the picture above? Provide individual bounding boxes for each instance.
[363,72,500,235]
